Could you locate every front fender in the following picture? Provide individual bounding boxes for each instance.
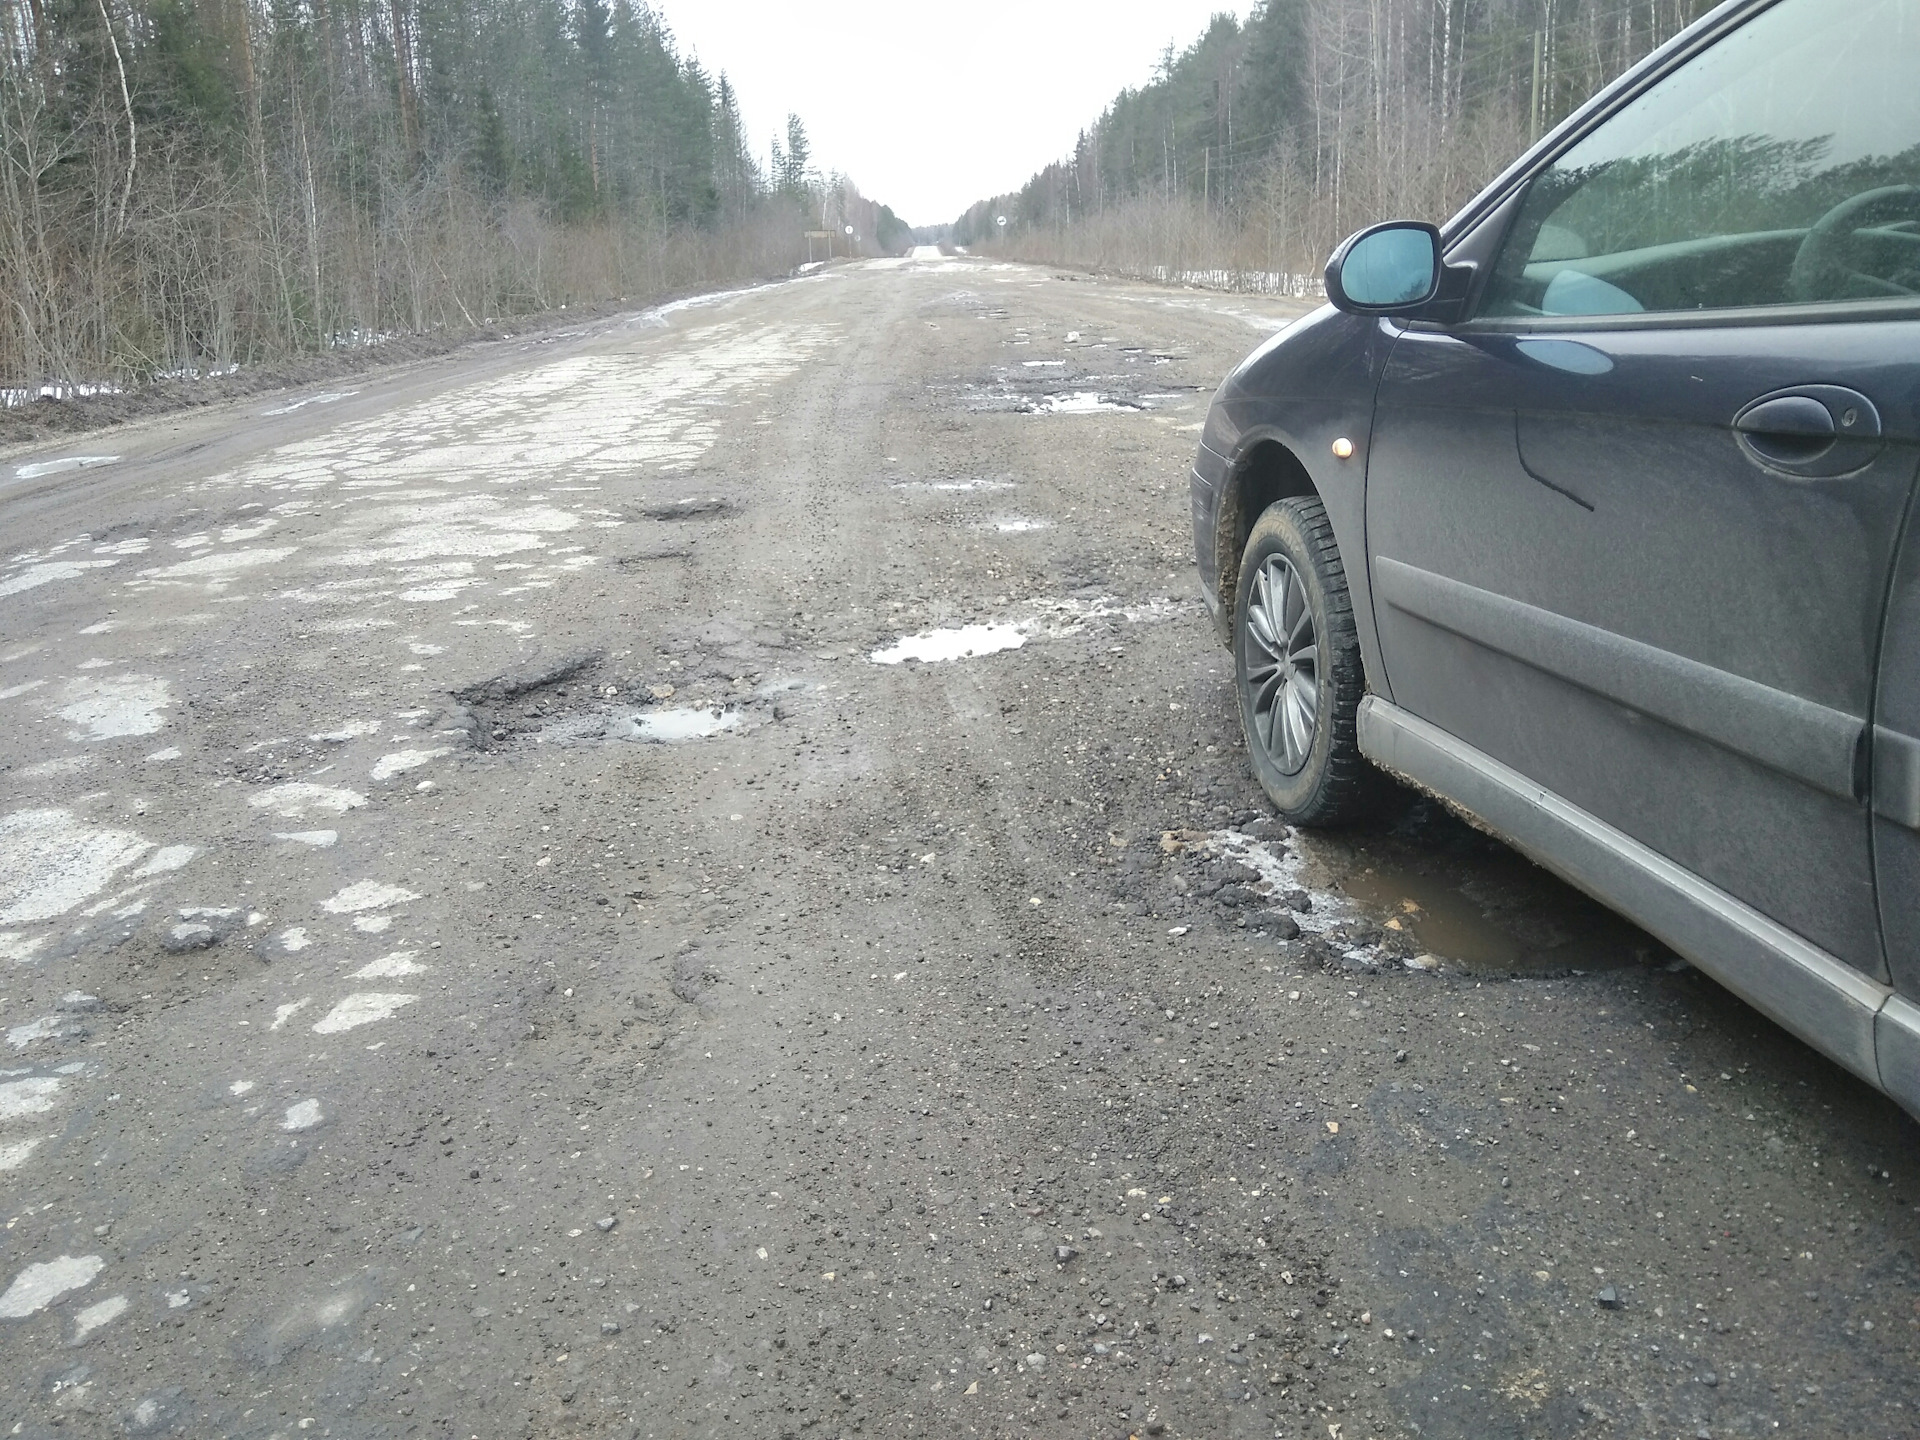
[1194,307,1403,697]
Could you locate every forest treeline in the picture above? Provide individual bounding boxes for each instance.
[1,0,908,393]
[956,0,1715,289]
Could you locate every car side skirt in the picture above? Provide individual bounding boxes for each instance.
[1357,695,1897,1098]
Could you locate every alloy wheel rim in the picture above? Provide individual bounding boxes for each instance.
[1245,554,1320,776]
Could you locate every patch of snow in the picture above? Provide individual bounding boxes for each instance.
[261,391,356,417]
[130,845,195,878]
[0,558,118,600]
[0,931,49,964]
[280,1099,323,1130]
[275,831,337,848]
[0,1075,62,1120]
[0,1137,41,1170]
[0,809,153,925]
[13,456,119,482]
[319,880,419,914]
[248,783,366,818]
[0,1255,104,1318]
[370,747,450,782]
[312,992,417,1034]
[138,546,296,582]
[54,674,171,739]
[70,1292,129,1341]
[351,950,425,979]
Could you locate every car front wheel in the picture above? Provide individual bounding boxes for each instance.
[1233,496,1382,824]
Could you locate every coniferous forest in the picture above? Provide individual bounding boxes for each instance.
[956,0,1716,288]
[1,1,907,393]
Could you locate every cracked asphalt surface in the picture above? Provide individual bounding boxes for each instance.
[1,253,1917,1440]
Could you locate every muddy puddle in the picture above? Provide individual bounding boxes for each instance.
[1307,802,1666,976]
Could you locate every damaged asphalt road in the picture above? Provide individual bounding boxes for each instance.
[0,254,1916,1440]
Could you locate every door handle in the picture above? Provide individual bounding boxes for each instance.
[1735,395,1835,440]
[1733,385,1883,475]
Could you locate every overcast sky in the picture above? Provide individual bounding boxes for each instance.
[661,2,1249,228]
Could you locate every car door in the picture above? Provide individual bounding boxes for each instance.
[1364,0,1920,981]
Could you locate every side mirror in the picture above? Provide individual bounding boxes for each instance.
[1325,222,1443,315]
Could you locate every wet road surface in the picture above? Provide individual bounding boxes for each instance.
[1,254,1916,1439]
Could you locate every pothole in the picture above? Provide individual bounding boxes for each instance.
[633,497,737,521]
[870,624,1026,665]
[627,707,742,743]
[1027,391,1145,415]
[868,594,1185,667]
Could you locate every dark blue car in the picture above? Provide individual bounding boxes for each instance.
[1190,0,1920,1107]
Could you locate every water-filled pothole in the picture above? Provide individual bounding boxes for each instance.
[870,624,1026,665]
[1309,803,1664,975]
[626,707,742,743]
[1029,391,1144,414]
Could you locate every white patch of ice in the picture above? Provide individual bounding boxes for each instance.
[992,518,1049,533]
[891,478,1014,493]
[55,674,171,739]
[13,456,118,481]
[229,1079,255,1096]
[869,625,1027,665]
[219,519,279,543]
[0,1137,41,1170]
[7,1016,65,1049]
[278,927,311,952]
[281,1098,323,1130]
[270,999,309,1029]
[0,931,49,963]
[310,720,379,743]
[70,1292,129,1341]
[1031,391,1143,414]
[19,755,93,779]
[370,747,450,782]
[351,950,425,979]
[275,830,337,848]
[628,708,740,743]
[0,680,46,700]
[1200,829,1351,932]
[249,783,366,818]
[0,558,118,600]
[319,880,419,914]
[0,1075,62,1120]
[352,915,393,933]
[130,845,196,878]
[138,546,296,582]
[145,747,182,762]
[0,1254,104,1318]
[261,391,355,416]
[312,992,417,1034]
[0,809,153,924]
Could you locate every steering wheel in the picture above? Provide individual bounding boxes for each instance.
[1787,185,1920,302]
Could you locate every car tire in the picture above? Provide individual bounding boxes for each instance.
[1233,497,1384,825]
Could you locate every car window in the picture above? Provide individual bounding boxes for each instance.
[1481,0,1920,319]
